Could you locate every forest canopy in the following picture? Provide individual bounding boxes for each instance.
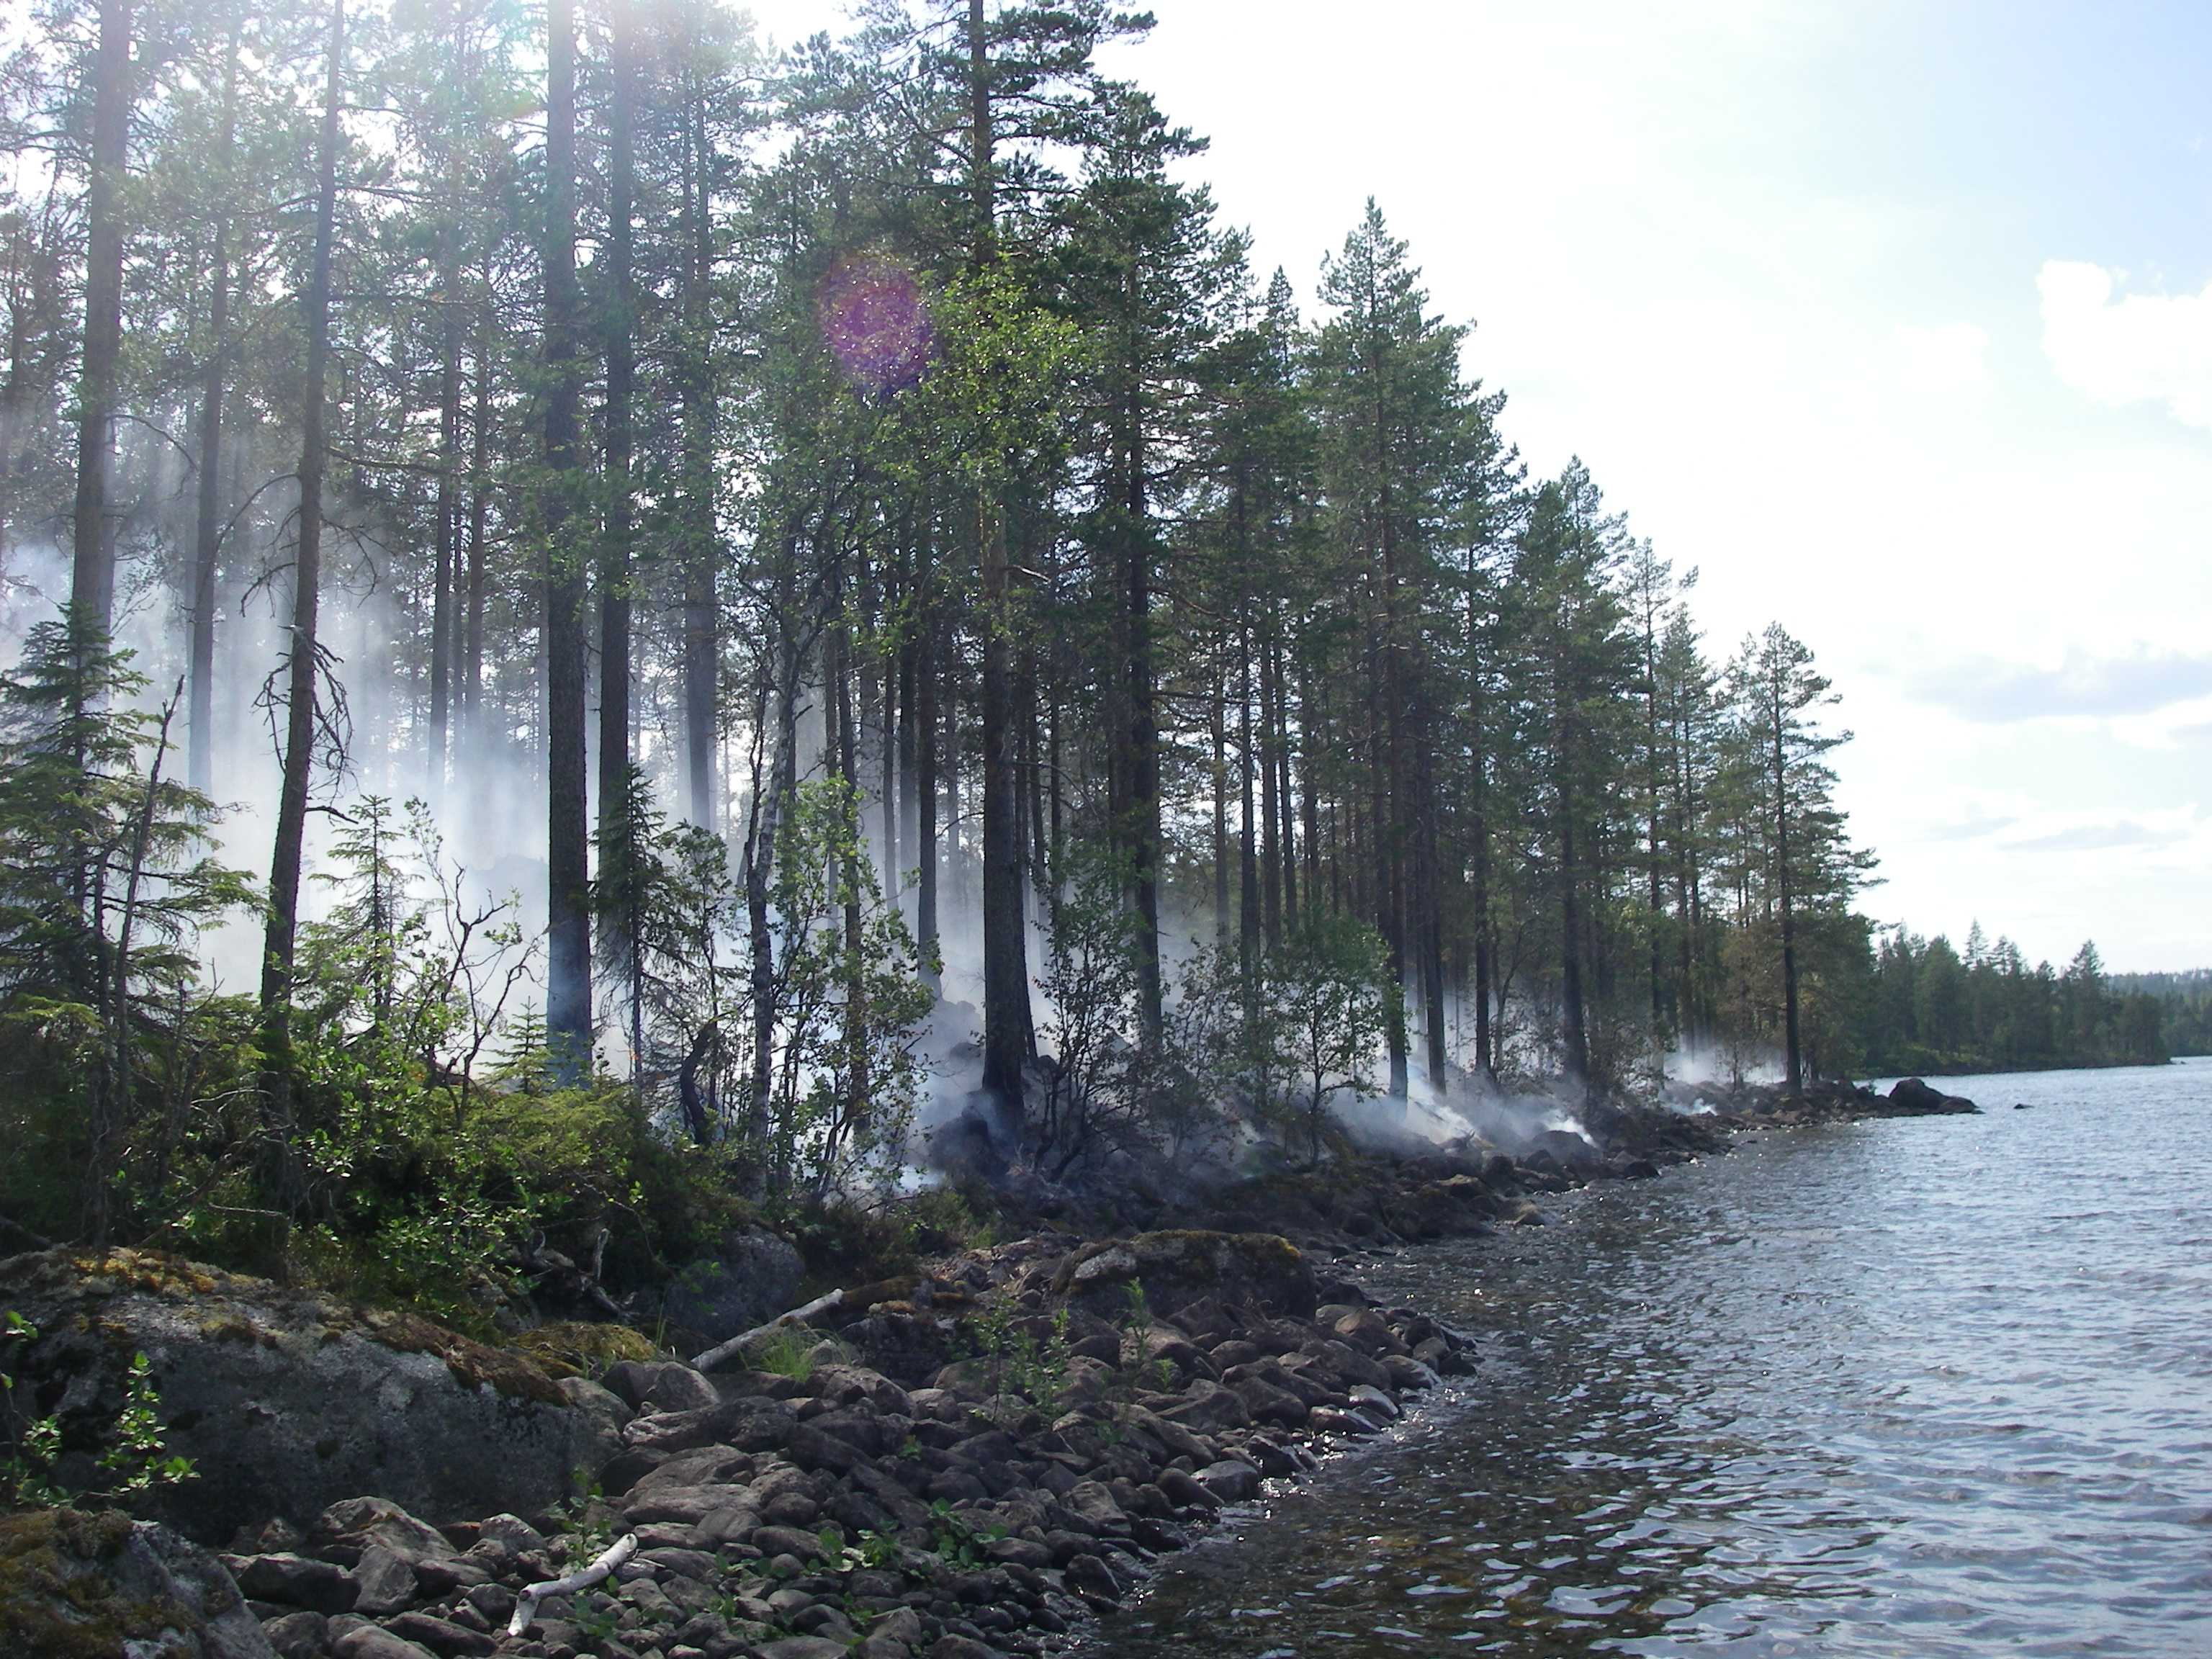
[0,0,2169,1293]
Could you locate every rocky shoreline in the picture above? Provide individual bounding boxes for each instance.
[0,1076,1976,1659]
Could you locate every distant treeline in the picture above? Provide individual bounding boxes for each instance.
[1862,928,2168,1076]
[2110,970,2212,1057]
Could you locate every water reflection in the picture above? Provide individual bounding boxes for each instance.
[1087,1063,2212,1657]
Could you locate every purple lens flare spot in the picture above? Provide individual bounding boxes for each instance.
[819,255,935,396]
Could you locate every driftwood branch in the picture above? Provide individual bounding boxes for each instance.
[508,1532,639,1636]
[0,1213,55,1250]
[691,1289,844,1374]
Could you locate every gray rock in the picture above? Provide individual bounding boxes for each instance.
[1888,1076,1979,1115]
[757,1638,851,1659]
[926,1639,1007,1659]
[557,1374,634,1470]
[1063,1551,1123,1602]
[1155,1467,1218,1510]
[0,1508,277,1659]
[619,1483,757,1527]
[349,1543,421,1616]
[233,1550,359,1613]
[473,1512,547,1555]
[1158,1378,1251,1434]
[259,1610,331,1659]
[603,1359,719,1414]
[1058,1480,1125,1529]
[1049,1231,1318,1321]
[460,1582,517,1624]
[812,1363,914,1416]
[639,1545,718,1580]
[868,1608,926,1644]
[654,1228,805,1350]
[1195,1459,1262,1502]
[623,1394,797,1455]
[331,1625,437,1659]
[384,1609,498,1655]
[751,1523,828,1560]
[0,1249,603,1544]
[312,1498,459,1569]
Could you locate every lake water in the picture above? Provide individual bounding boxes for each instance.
[1088,1061,2212,1658]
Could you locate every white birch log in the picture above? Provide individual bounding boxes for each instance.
[689,1287,844,1373]
[507,1531,639,1635]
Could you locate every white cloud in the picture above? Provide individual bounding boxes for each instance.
[1894,321,1988,397]
[2038,259,2212,428]
[1892,643,2212,723]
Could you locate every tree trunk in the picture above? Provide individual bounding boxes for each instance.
[1259,626,1282,943]
[1557,662,1590,1084]
[742,638,799,1197]
[1238,644,1259,961]
[598,0,637,936]
[69,0,132,646]
[1123,423,1161,1043]
[1210,661,1227,948]
[429,192,460,803]
[461,298,490,736]
[1774,685,1803,1093]
[542,0,592,1079]
[979,493,1033,1109]
[1421,755,1447,1087]
[258,0,345,1219]
[186,18,238,795]
[915,619,939,984]
[969,0,1033,1117]
[680,89,718,828]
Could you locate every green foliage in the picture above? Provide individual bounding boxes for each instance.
[747,1326,820,1382]
[1177,912,1388,1164]
[1031,845,1155,1180]
[966,1300,1071,1410]
[0,1315,196,1513]
[0,618,255,1247]
[1120,1278,1149,1328]
[922,1499,1007,1569]
[763,780,935,1199]
[835,1529,903,1572]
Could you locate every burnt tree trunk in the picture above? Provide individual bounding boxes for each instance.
[542,0,591,1078]
[258,0,345,1217]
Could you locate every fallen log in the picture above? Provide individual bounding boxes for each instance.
[508,1531,639,1636]
[690,1288,843,1373]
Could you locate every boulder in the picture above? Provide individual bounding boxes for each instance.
[0,1506,276,1658]
[1157,1378,1251,1434]
[1194,1459,1262,1503]
[310,1496,459,1569]
[1887,1077,1979,1115]
[260,1611,331,1659]
[622,1394,797,1455]
[1048,1231,1318,1321]
[602,1359,719,1414]
[554,1375,632,1471]
[230,1550,359,1614]
[0,1249,604,1544]
[1526,1128,1605,1173]
[652,1228,805,1350]
[332,1626,438,1659]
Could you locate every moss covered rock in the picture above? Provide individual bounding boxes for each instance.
[0,1506,274,1658]
[0,1249,605,1546]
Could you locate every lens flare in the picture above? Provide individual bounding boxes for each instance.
[818,254,935,397]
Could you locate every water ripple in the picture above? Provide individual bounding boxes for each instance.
[1087,1061,2212,1657]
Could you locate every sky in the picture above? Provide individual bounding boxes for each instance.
[741,0,2212,971]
